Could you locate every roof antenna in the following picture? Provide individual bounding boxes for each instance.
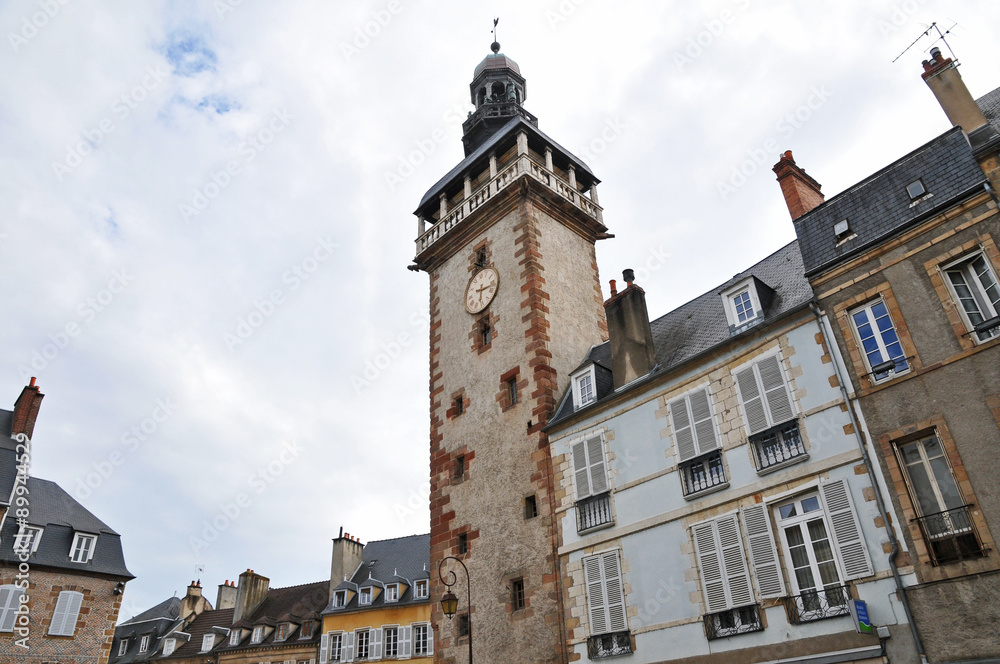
[491,17,500,53]
[195,563,205,585]
[892,21,960,63]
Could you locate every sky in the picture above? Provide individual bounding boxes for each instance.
[2,0,999,621]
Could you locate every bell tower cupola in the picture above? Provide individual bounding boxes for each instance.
[461,41,538,156]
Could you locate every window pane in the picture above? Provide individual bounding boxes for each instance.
[928,457,963,511]
[972,257,1000,309]
[902,451,942,515]
[779,504,796,519]
[801,497,820,513]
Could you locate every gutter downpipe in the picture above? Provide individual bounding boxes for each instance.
[810,302,928,664]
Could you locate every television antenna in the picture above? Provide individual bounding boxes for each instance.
[893,21,959,63]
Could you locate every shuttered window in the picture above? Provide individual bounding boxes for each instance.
[692,514,754,614]
[669,387,720,462]
[740,504,786,599]
[583,550,628,636]
[818,479,874,580]
[48,590,83,636]
[0,586,24,632]
[572,435,609,500]
[734,354,794,436]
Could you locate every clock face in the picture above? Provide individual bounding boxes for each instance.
[465,267,499,314]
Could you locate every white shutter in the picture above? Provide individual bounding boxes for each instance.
[343,631,354,662]
[426,624,433,655]
[49,591,82,636]
[741,504,786,599]
[717,515,753,607]
[669,396,697,462]
[371,627,382,659]
[583,555,607,634]
[735,365,768,435]
[320,633,329,664]
[587,436,608,494]
[758,355,793,424]
[0,586,23,632]
[689,389,719,454]
[49,592,69,636]
[693,522,727,613]
[573,441,590,499]
[819,479,874,580]
[399,625,411,659]
[602,551,628,632]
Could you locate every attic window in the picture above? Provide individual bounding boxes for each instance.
[359,588,372,605]
[906,179,927,199]
[69,533,97,563]
[415,580,428,598]
[252,626,264,643]
[140,635,150,652]
[229,630,241,646]
[201,633,215,651]
[163,639,177,656]
[721,278,764,331]
[385,583,399,602]
[13,526,43,556]
[834,218,850,238]
[275,623,288,641]
[300,621,314,639]
[571,365,597,410]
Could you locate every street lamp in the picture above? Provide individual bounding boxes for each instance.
[438,555,472,664]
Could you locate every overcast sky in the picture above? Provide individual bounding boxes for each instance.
[2,0,999,621]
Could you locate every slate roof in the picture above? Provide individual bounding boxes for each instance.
[110,598,181,664]
[971,85,1000,154]
[323,533,430,614]
[550,241,813,427]
[0,476,133,578]
[415,115,598,216]
[159,607,234,660]
[219,581,327,653]
[792,127,987,277]
[978,86,1000,133]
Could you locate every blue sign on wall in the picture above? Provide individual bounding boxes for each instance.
[850,599,873,634]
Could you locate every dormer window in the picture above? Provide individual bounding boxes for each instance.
[834,218,855,243]
[385,583,399,602]
[359,588,372,605]
[13,526,43,555]
[201,634,215,651]
[571,365,597,410]
[722,278,768,332]
[415,580,428,599]
[300,621,314,639]
[119,639,129,656]
[140,635,150,652]
[162,638,177,656]
[69,533,97,563]
[275,623,288,641]
[229,630,241,646]
[334,590,347,607]
[252,625,264,643]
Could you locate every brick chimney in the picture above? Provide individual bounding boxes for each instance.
[773,151,825,220]
[329,529,365,598]
[604,270,657,390]
[216,580,237,610]
[11,378,44,440]
[233,570,269,623]
[922,47,988,134]
[179,580,211,621]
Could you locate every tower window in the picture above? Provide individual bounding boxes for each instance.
[455,455,466,478]
[454,396,464,416]
[524,495,538,519]
[476,248,487,267]
[458,614,470,638]
[507,377,518,405]
[482,322,492,346]
[457,533,468,555]
[512,578,525,610]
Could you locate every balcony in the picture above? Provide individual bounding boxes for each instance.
[751,421,807,473]
[587,631,632,658]
[681,451,728,498]
[577,492,613,534]
[914,504,987,565]
[703,604,764,640]
[784,584,851,624]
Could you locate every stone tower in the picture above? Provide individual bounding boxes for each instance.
[410,43,610,663]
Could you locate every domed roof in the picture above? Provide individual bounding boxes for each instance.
[474,42,521,78]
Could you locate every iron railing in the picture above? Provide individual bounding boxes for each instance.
[577,492,613,533]
[752,421,806,471]
[681,451,727,496]
[913,504,986,565]
[587,631,632,658]
[784,584,851,624]
[703,604,763,640]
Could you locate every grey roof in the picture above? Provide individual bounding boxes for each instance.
[160,608,235,660]
[972,86,1000,154]
[217,581,328,654]
[415,115,598,216]
[0,477,133,578]
[550,241,813,427]
[122,597,182,625]
[323,533,429,614]
[792,127,987,277]
[110,598,182,664]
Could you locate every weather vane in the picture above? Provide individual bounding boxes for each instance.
[492,17,499,45]
[892,21,959,63]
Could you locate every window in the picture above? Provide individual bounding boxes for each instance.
[69,533,97,563]
[229,629,241,645]
[512,578,525,610]
[906,179,927,199]
[119,638,129,656]
[680,452,727,497]
[359,588,372,605]
[573,435,612,532]
[385,584,399,602]
[454,395,464,415]
[476,247,487,267]
[524,495,538,519]
[722,278,764,329]
[414,580,428,599]
[850,299,910,382]
[457,533,468,555]
[833,218,852,242]
[413,623,432,656]
[583,551,630,657]
[356,629,370,660]
[481,321,492,346]
[943,252,1000,343]
[669,387,726,496]
[573,368,597,409]
[692,514,755,616]
[732,289,755,323]
[201,633,215,651]
[327,632,343,661]
[334,590,347,607]
[13,526,43,555]
[48,590,83,636]
[751,420,806,471]
[300,621,314,639]
[140,634,150,652]
[507,377,518,405]
[898,434,984,564]
[275,623,288,641]
[384,626,398,658]
[734,354,795,436]
[454,454,465,478]
[457,614,470,638]
[252,625,264,643]
[0,586,24,633]
[162,638,176,656]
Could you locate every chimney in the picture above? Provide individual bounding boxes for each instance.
[604,270,656,390]
[179,580,210,621]
[922,47,988,134]
[11,378,44,440]
[773,151,825,220]
[329,529,365,598]
[233,570,269,624]
[216,580,237,610]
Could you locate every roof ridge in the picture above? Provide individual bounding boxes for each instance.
[364,532,429,545]
[267,579,328,592]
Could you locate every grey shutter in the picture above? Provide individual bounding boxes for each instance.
[602,551,628,632]
[758,355,793,424]
[49,591,76,636]
[371,627,382,659]
[0,587,22,632]
[819,479,874,580]
[573,441,590,499]
[690,388,719,454]
[717,515,753,607]
[587,436,608,494]
[584,554,608,634]
[343,631,354,662]
[399,625,411,659]
[670,396,697,462]
[741,504,786,599]
[735,366,768,435]
[319,633,329,664]
[426,624,433,655]
[692,522,727,613]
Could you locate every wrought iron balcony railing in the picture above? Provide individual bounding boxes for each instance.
[913,504,986,565]
[752,421,807,472]
[703,604,763,640]
[681,451,727,497]
[587,631,632,658]
[577,492,613,533]
[784,584,851,624]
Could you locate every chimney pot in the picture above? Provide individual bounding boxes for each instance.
[623,269,635,285]
[609,279,617,296]
[930,46,942,60]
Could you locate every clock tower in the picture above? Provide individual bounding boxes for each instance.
[411,42,610,663]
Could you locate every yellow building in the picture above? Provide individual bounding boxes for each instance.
[320,533,432,662]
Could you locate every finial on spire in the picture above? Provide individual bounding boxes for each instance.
[491,17,500,53]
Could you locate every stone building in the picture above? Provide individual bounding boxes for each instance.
[0,379,134,664]
[410,42,610,664]
[779,49,1000,662]
[109,582,212,664]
